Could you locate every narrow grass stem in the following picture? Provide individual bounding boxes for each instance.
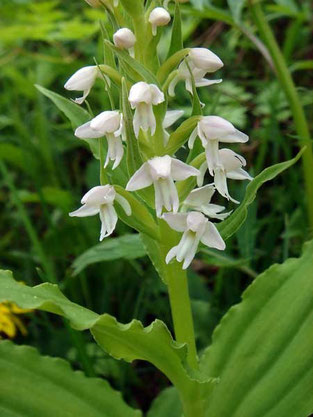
[249,0,313,231]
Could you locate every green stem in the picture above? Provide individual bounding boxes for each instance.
[99,138,108,185]
[160,222,198,370]
[249,0,313,231]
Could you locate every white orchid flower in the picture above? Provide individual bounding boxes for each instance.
[64,66,99,104]
[198,149,253,203]
[148,7,171,36]
[129,82,165,138]
[162,109,184,145]
[69,185,131,241]
[113,28,136,56]
[168,48,223,97]
[183,184,231,220]
[163,211,225,269]
[126,155,199,217]
[189,116,249,176]
[75,111,125,170]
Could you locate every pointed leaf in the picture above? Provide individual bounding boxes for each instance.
[72,234,147,276]
[164,115,201,155]
[200,239,313,417]
[0,340,141,417]
[167,2,183,58]
[218,149,304,240]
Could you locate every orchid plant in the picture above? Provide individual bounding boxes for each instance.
[1,1,312,417]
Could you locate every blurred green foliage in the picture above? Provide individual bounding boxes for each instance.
[0,0,312,411]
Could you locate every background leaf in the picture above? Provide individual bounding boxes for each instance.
[200,239,313,417]
[227,0,246,22]
[167,2,183,59]
[72,234,146,276]
[0,340,141,417]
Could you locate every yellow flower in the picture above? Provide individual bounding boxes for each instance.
[0,302,32,339]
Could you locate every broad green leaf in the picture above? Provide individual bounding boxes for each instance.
[0,270,191,394]
[147,387,182,417]
[72,234,146,276]
[167,2,183,59]
[0,340,141,417]
[227,0,246,22]
[200,239,313,417]
[35,84,100,159]
[218,149,304,240]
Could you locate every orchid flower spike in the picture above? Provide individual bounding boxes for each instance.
[183,184,231,220]
[64,66,99,104]
[162,109,184,145]
[75,111,125,170]
[163,211,225,269]
[113,28,136,51]
[169,48,223,97]
[148,7,171,36]
[69,185,131,241]
[198,149,253,203]
[126,155,199,217]
[128,82,165,138]
[189,116,249,176]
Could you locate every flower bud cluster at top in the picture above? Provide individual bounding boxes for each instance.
[67,0,252,270]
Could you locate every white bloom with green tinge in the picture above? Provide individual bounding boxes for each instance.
[64,66,99,104]
[113,28,136,50]
[189,116,249,176]
[163,211,225,269]
[163,109,184,145]
[148,7,171,36]
[75,111,125,170]
[128,82,165,138]
[198,149,252,203]
[169,48,223,97]
[69,185,131,241]
[126,155,199,217]
[184,184,231,220]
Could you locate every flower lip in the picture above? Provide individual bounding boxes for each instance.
[113,28,136,49]
[189,48,224,72]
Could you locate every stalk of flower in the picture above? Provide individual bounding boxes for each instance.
[69,185,131,241]
[198,148,253,203]
[64,66,99,104]
[189,115,249,176]
[75,111,125,170]
[126,155,199,217]
[183,184,231,220]
[168,48,223,97]
[163,211,225,269]
[128,82,165,138]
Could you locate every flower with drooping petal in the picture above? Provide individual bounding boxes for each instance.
[149,7,171,36]
[183,184,231,220]
[168,48,223,97]
[128,82,165,138]
[75,111,125,170]
[189,116,249,176]
[126,155,199,217]
[69,185,131,241]
[113,28,136,50]
[163,211,225,269]
[162,109,184,145]
[64,66,99,104]
[198,149,253,203]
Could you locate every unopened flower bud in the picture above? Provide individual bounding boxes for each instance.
[148,7,171,36]
[113,28,136,50]
[189,48,223,72]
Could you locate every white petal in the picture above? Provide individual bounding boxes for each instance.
[165,245,179,265]
[90,111,121,134]
[69,204,99,217]
[182,237,199,269]
[176,231,196,263]
[163,110,184,129]
[168,74,180,97]
[126,163,153,191]
[149,84,165,106]
[129,82,152,107]
[115,193,132,216]
[99,204,118,240]
[189,48,224,72]
[163,212,188,232]
[170,158,199,181]
[188,127,198,149]
[186,211,207,233]
[75,121,103,139]
[73,88,91,105]
[153,180,164,218]
[205,139,220,176]
[221,128,249,143]
[185,184,215,207]
[81,185,115,205]
[214,168,239,204]
[148,155,172,180]
[64,66,98,91]
[227,168,253,181]
[197,162,207,187]
[219,148,245,172]
[201,221,226,250]
[195,78,222,87]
